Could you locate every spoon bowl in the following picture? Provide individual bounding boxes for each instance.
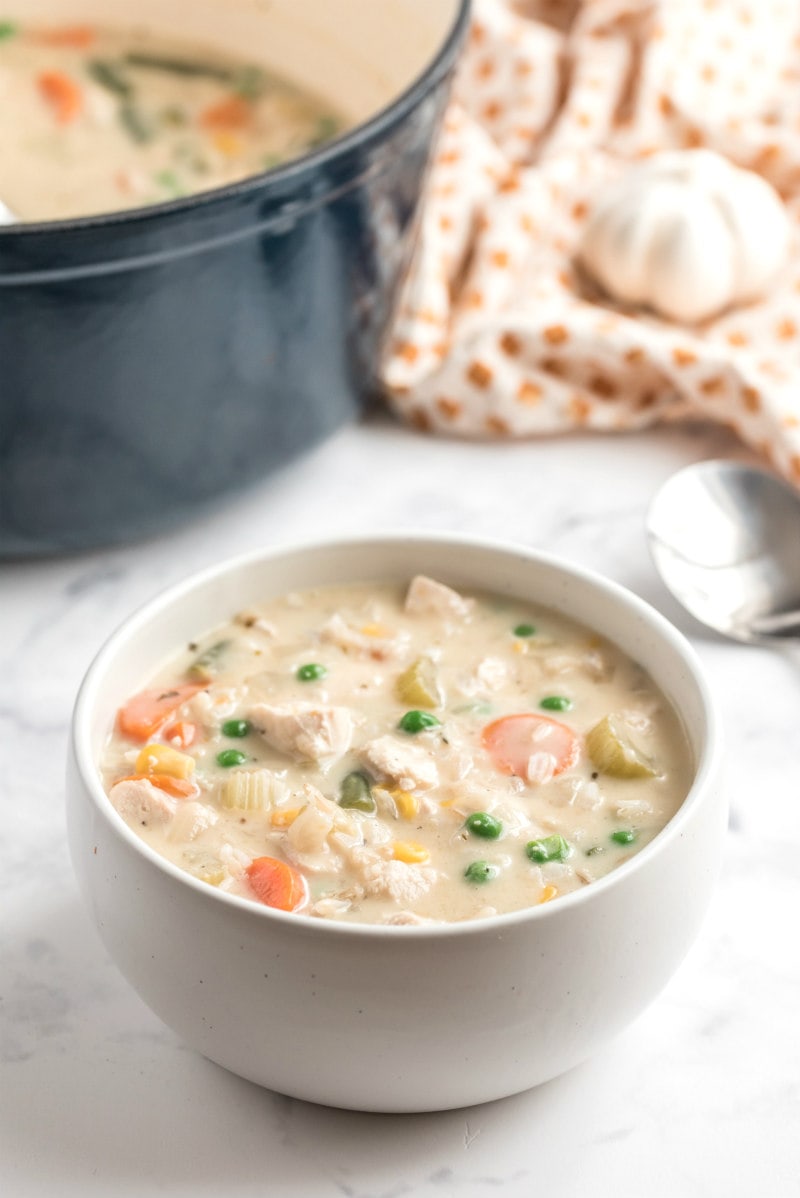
[647,460,800,644]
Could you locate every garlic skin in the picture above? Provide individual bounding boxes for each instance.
[578,150,791,324]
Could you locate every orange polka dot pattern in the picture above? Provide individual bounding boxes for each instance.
[381,0,800,488]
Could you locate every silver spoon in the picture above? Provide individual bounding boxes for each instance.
[646,459,800,644]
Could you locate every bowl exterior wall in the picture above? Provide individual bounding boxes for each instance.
[67,742,725,1112]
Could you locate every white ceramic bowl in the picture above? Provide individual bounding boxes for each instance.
[67,536,726,1112]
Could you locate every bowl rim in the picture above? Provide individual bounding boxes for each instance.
[70,531,724,939]
[0,0,472,239]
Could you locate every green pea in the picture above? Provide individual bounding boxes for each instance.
[221,719,251,739]
[465,812,503,840]
[339,771,375,813]
[610,828,637,846]
[513,623,536,638]
[296,662,327,682]
[540,695,573,712]
[398,710,441,734]
[464,861,498,884]
[217,749,248,768]
[526,834,571,864]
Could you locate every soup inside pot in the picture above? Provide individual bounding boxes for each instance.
[0,18,345,221]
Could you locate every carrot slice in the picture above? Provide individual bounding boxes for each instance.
[481,714,579,781]
[35,25,96,47]
[161,719,197,749]
[200,94,251,130]
[117,683,204,742]
[115,773,199,800]
[37,71,83,124]
[246,857,309,912]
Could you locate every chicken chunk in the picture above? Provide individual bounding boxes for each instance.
[109,778,178,826]
[358,855,436,904]
[168,801,219,843]
[249,701,353,762]
[404,575,473,620]
[360,735,439,791]
[320,613,406,661]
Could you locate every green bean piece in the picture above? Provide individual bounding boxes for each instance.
[610,828,638,846]
[526,834,571,864]
[232,65,266,99]
[125,51,232,81]
[188,639,231,682]
[87,59,132,97]
[464,861,498,884]
[465,812,503,840]
[513,623,536,638]
[309,114,339,147]
[217,749,248,768]
[0,21,18,40]
[221,719,251,739]
[339,771,375,813]
[160,104,188,127]
[155,169,185,197]
[398,710,441,734]
[296,662,328,682]
[540,695,573,712]
[119,103,155,144]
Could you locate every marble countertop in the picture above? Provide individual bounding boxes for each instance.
[2,415,799,1197]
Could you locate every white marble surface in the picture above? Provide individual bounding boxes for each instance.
[2,415,799,1197]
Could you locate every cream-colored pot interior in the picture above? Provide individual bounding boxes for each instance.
[12,0,463,122]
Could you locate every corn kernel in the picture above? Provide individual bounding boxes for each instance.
[360,622,389,637]
[513,641,529,655]
[539,883,558,904]
[391,789,420,820]
[135,742,195,779]
[212,130,243,158]
[270,806,304,828]
[392,839,430,865]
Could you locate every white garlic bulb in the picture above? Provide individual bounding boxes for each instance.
[578,150,791,323]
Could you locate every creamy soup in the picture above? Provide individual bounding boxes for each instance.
[0,20,343,221]
[100,577,693,925]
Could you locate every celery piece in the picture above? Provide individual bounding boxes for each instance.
[586,715,656,779]
[396,657,442,709]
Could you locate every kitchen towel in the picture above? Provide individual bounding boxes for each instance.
[381,0,800,487]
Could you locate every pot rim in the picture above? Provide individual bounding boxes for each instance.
[69,530,725,941]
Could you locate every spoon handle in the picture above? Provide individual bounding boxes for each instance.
[750,610,800,637]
